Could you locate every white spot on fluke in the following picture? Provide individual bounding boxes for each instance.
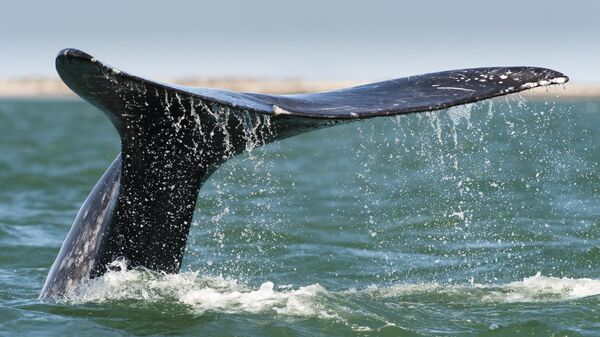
[551,77,568,84]
[273,105,291,115]
[538,80,550,86]
[520,82,538,89]
[520,76,568,90]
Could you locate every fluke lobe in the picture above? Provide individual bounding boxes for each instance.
[39,48,568,299]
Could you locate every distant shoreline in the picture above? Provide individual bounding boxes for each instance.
[1,77,599,98]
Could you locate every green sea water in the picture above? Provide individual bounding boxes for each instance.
[1,94,600,336]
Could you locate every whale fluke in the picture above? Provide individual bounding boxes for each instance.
[39,48,568,299]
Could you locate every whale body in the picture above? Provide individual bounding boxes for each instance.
[39,48,568,299]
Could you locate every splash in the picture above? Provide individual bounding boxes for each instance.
[143,94,587,318]
[181,281,330,317]
[68,268,600,317]
[447,103,474,148]
[70,267,335,319]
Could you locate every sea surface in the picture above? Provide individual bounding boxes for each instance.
[1,93,600,336]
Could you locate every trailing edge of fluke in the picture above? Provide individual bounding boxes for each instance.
[39,48,568,299]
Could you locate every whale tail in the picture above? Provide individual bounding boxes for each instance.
[40,48,568,298]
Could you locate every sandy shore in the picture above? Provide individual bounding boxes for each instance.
[0,77,598,98]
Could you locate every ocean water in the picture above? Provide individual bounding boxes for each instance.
[1,94,600,336]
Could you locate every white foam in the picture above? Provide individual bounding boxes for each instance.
[182,281,331,317]
[364,272,600,303]
[503,272,600,301]
[69,267,335,318]
[67,268,600,319]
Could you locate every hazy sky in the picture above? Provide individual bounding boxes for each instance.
[2,0,598,82]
